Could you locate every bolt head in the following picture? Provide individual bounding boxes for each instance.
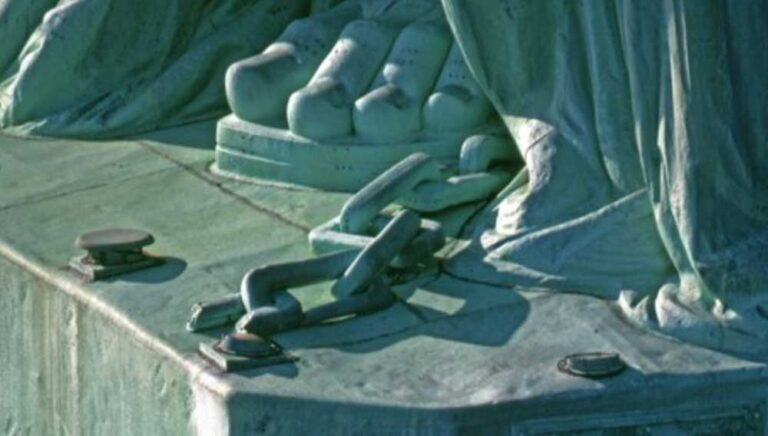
[76,228,154,252]
[557,352,626,378]
[215,332,279,358]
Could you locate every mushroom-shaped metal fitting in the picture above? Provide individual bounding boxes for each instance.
[76,228,154,264]
[76,228,154,252]
[71,228,163,281]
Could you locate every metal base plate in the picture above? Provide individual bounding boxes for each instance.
[199,342,297,372]
[213,115,505,192]
[69,255,164,281]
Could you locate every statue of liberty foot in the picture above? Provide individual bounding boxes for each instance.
[214,0,506,191]
[619,277,768,356]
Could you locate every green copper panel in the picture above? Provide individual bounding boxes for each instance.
[2,0,768,433]
[2,128,768,434]
[0,256,193,436]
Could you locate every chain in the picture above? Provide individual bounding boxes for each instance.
[188,134,515,339]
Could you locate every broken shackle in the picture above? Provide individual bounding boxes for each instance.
[187,213,422,337]
[310,152,447,268]
[188,250,357,334]
[397,134,518,212]
[310,134,515,264]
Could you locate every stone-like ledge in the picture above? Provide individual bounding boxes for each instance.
[1,129,766,435]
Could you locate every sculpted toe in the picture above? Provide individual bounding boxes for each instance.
[423,85,491,133]
[287,79,352,139]
[354,84,419,142]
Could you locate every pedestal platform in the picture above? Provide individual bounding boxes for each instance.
[214,115,502,192]
[1,124,766,435]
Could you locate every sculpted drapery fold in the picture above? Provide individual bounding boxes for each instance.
[443,0,768,352]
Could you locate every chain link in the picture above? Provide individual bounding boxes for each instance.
[188,134,516,340]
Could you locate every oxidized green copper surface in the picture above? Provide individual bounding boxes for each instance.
[1,1,767,433]
[1,124,767,434]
